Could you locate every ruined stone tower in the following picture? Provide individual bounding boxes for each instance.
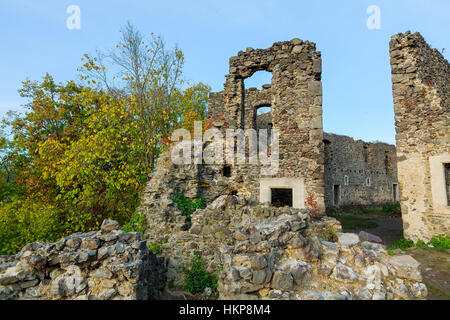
[208,39,326,211]
[389,31,450,241]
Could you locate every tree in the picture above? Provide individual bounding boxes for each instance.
[80,22,209,171]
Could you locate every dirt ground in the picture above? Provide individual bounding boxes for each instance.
[341,213,450,300]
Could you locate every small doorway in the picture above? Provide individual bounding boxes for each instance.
[333,185,340,206]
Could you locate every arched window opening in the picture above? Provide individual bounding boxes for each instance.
[255,105,272,145]
[363,145,368,163]
[255,105,272,129]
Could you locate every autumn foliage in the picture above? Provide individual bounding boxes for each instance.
[0,24,209,254]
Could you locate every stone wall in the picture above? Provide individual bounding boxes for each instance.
[323,133,398,208]
[218,207,426,300]
[389,31,450,241]
[205,87,279,204]
[139,144,426,299]
[138,146,308,288]
[0,220,165,300]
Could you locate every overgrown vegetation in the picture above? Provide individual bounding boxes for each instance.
[182,253,218,296]
[326,203,402,231]
[387,234,450,255]
[0,23,210,255]
[381,202,401,214]
[170,194,205,221]
[320,223,340,242]
[147,241,164,255]
[387,238,415,251]
[0,200,64,255]
[121,211,148,235]
[428,234,450,249]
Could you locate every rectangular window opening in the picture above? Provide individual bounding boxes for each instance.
[271,188,293,207]
[393,183,398,202]
[223,165,231,177]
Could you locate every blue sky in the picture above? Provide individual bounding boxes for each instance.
[0,0,448,144]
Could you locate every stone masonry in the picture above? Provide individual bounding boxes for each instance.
[390,31,450,241]
[0,220,165,300]
[208,39,325,211]
[138,179,427,299]
[2,33,444,300]
[323,133,398,208]
[217,196,426,300]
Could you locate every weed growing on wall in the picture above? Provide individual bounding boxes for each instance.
[182,253,217,295]
[170,194,205,221]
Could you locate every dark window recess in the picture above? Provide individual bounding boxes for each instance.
[363,145,368,162]
[393,183,398,202]
[385,155,389,172]
[271,188,293,207]
[445,163,450,206]
[268,123,273,144]
[223,165,231,177]
[323,139,332,163]
[333,185,340,206]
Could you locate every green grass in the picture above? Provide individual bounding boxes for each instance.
[387,234,450,254]
[429,234,450,249]
[428,285,450,299]
[330,202,400,218]
[328,213,378,229]
[387,238,415,250]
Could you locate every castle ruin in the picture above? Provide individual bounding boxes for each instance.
[0,32,447,301]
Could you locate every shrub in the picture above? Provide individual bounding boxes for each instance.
[170,194,205,221]
[121,211,148,235]
[0,199,64,255]
[387,235,450,254]
[322,224,340,242]
[147,242,163,254]
[415,239,427,249]
[182,253,217,295]
[387,238,415,251]
[428,234,450,249]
